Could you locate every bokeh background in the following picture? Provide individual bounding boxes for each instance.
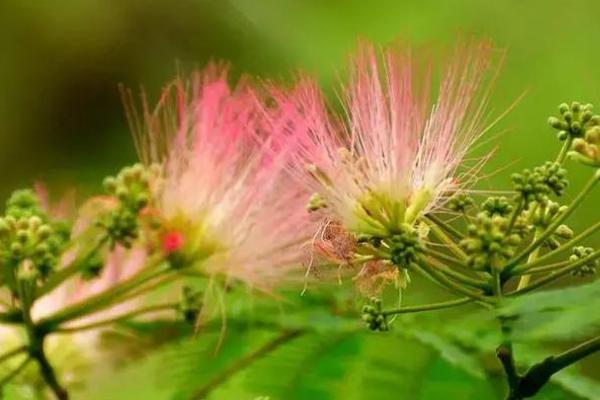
[1,1,599,399]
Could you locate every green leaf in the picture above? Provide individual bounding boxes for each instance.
[405,329,486,378]
[498,280,600,342]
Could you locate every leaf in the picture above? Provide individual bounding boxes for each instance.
[211,331,496,400]
[405,329,486,378]
[498,280,600,342]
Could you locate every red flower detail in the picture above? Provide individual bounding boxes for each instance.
[162,230,184,253]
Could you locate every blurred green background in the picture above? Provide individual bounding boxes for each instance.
[1,1,599,399]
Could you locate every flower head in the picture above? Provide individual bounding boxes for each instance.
[123,65,311,288]
[270,41,496,241]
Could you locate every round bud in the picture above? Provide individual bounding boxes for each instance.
[103,177,118,193]
[555,224,574,239]
[558,103,569,114]
[16,218,30,230]
[563,111,573,122]
[136,194,149,208]
[34,242,49,255]
[571,121,581,133]
[116,187,129,201]
[548,117,562,129]
[582,110,593,123]
[0,218,9,234]
[557,131,569,141]
[11,242,23,256]
[4,216,16,228]
[28,216,42,230]
[573,138,587,152]
[16,229,30,243]
[571,101,581,112]
[37,224,52,239]
[586,127,600,144]
[130,163,144,178]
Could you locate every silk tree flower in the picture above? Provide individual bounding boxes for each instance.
[122,66,312,289]
[269,40,496,243]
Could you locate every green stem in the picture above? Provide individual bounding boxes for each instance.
[522,260,571,274]
[54,303,178,334]
[39,257,169,328]
[511,220,600,275]
[425,215,465,240]
[423,248,471,270]
[515,229,542,290]
[506,199,524,234]
[36,235,108,300]
[492,271,503,297]
[188,330,304,400]
[415,259,492,303]
[382,298,473,316]
[427,221,468,261]
[505,173,599,274]
[556,137,574,164]
[508,249,600,296]
[426,257,489,290]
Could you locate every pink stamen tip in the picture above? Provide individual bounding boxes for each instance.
[162,231,185,253]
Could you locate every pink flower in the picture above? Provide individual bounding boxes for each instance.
[123,65,312,288]
[268,40,497,238]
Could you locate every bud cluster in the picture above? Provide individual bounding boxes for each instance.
[548,102,599,141]
[460,213,521,271]
[481,196,513,217]
[99,163,161,248]
[569,246,598,277]
[512,162,568,206]
[0,190,70,286]
[386,224,422,269]
[447,193,474,213]
[361,297,389,332]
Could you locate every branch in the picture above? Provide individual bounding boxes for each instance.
[504,336,600,399]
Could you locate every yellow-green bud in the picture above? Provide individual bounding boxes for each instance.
[28,216,42,230]
[37,224,52,239]
[103,177,118,193]
[555,224,574,239]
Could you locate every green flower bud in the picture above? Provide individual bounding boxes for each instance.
[555,224,574,239]
[558,103,569,114]
[11,242,23,256]
[0,218,9,234]
[103,177,118,193]
[37,224,53,239]
[548,117,563,129]
[16,229,30,243]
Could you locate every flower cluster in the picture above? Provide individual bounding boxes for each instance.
[1,39,600,400]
